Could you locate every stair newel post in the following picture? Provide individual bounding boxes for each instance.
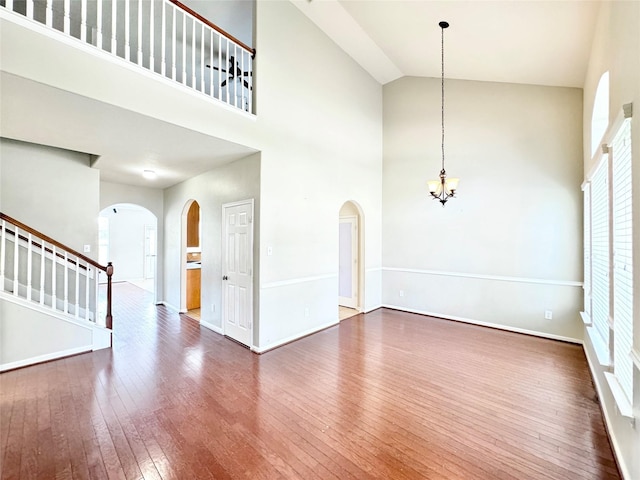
[106,262,114,330]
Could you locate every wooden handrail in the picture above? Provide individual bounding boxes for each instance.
[0,212,106,272]
[1,211,114,330]
[167,0,256,58]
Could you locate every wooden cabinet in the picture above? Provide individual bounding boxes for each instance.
[186,268,201,310]
[187,201,200,248]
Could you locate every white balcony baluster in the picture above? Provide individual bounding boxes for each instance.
[64,0,70,35]
[149,0,155,71]
[191,17,196,87]
[125,0,130,60]
[161,1,166,75]
[111,0,117,53]
[96,0,103,49]
[80,0,87,42]
[45,0,53,27]
[200,24,205,93]
[26,0,33,19]
[137,0,143,66]
[171,6,176,80]
[181,12,186,84]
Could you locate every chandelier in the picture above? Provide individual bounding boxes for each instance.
[427,21,459,206]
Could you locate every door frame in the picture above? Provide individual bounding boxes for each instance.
[339,215,359,308]
[180,199,199,313]
[221,199,254,348]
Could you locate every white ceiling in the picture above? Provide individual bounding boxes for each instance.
[294,0,601,88]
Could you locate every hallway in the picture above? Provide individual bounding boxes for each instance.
[0,283,620,479]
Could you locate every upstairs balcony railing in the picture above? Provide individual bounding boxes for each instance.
[1,0,255,113]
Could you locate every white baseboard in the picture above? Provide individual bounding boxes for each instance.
[382,304,583,344]
[200,321,223,335]
[252,320,340,354]
[363,304,382,314]
[583,343,631,480]
[159,301,182,313]
[0,345,92,372]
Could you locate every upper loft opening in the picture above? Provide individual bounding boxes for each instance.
[1,0,256,114]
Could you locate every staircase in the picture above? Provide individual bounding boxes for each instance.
[0,212,113,371]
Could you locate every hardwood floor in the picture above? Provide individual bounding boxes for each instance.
[0,283,620,479]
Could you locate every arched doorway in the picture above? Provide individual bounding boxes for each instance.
[338,201,364,321]
[181,199,202,320]
[98,203,158,299]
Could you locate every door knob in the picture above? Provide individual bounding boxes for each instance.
[223,275,228,280]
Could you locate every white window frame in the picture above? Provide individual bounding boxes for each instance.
[585,103,634,419]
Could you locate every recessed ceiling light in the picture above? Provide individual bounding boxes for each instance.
[143,170,157,180]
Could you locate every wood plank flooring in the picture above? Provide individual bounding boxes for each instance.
[1,283,620,479]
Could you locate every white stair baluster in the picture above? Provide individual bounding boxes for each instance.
[161,0,166,76]
[85,264,91,321]
[45,0,53,27]
[64,252,69,314]
[52,246,57,310]
[27,233,33,301]
[149,0,155,71]
[137,0,143,66]
[13,226,19,297]
[81,0,87,42]
[0,220,6,292]
[40,240,45,305]
[111,0,117,54]
[95,270,101,326]
[75,256,80,317]
[64,0,71,35]
[125,0,130,60]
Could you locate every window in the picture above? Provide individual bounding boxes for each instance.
[584,103,634,418]
[589,157,610,356]
[611,117,633,405]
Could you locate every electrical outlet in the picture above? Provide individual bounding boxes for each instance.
[267,246,273,256]
[545,310,553,320]
[211,304,215,313]
[399,290,404,297]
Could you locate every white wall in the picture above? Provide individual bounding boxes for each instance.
[0,296,92,370]
[163,153,260,338]
[100,204,157,282]
[0,138,100,257]
[383,77,584,341]
[253,1,383,350]
[582,2,640,478]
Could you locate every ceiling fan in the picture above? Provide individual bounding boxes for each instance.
[207,56,252,90]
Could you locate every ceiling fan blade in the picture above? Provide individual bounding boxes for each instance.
[221,80,227,87]
[242,71,253,77]
[243,80,252,90]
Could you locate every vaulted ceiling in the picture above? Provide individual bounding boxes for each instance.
[293,0,601,88]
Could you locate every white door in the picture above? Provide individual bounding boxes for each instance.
[339,216,358,308]
[144,225,157,280]
[222,200,254,347]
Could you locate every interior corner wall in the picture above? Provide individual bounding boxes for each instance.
[253,1,383,350]
[0,138,100,257]
[581,1,640,479]
[163,153,260,342]
[382,77,584,341]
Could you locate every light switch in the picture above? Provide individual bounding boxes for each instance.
[267,246,273,256]
[83,244,91,253]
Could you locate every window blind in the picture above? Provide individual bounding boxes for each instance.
[612,118,633,403]
[590,158,610,349]
[583,184,591,317]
